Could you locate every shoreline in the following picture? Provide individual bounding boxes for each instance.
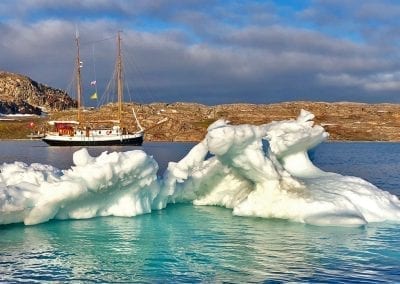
[1,101,400,141]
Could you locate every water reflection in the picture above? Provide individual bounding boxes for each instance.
[1,204,399,282]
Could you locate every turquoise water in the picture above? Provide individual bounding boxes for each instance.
[2,204,399,283]
[0,141,400,282]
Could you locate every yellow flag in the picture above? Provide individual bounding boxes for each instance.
[90,92,98,100]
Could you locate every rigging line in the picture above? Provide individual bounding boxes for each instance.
[81,35,116,46]
[91,44,98,97]
[64,50,78,100]
[98,65,117,107]
[120,51,134,104]
[65,66,75,100]
[122,41,157,104]
[65,64,78,102]
[124,68,134,104]
[95,51,117,107]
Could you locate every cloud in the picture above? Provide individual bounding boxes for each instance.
[1,1,400,104]
[299,0,400,46]
[318,72,400,92]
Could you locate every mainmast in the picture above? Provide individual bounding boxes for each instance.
[117,31,123,123]
[76,33,83,123]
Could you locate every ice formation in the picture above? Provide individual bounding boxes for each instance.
[1,110,400,226]
[0,149,160,225]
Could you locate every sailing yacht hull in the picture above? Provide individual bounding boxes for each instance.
[42,133,144,146]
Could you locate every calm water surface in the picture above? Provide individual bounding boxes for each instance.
[0,141,399,283]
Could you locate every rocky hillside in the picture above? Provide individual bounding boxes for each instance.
[47,101,400,142]
[0,71,76,114]
[2,71,400,141]
[137,102,400,141]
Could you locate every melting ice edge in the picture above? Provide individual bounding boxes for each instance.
[1,110,400,226]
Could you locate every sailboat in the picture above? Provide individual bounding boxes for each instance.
[42,32,144,146]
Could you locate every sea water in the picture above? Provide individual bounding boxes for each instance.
[0,141,400,282]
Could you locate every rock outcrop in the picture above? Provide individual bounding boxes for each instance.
[0,71,76,114]
[1,71,400,141]
[135,102,400,141]
[46,101,400,142]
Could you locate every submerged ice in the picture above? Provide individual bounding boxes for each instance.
[1,110,400,226]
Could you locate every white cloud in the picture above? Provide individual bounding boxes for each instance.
[1,1,400,103]
[318,72,400,92]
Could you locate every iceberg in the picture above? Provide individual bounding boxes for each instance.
[0,149,160,225]
[1,110,399,226]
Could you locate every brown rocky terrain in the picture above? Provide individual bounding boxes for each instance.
[0,71,76,114]
[1,71,400,141]
[43,101,400,142]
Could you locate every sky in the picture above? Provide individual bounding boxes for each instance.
[1,0,400,105]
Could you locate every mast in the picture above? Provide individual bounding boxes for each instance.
[117,31,123,124]
[76,33,83,123]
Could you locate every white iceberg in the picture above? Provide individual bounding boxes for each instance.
[1,110,399,226]
[0,149,160,225]
[164,109,400,226]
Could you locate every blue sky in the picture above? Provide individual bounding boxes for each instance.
[1,0,400,105]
